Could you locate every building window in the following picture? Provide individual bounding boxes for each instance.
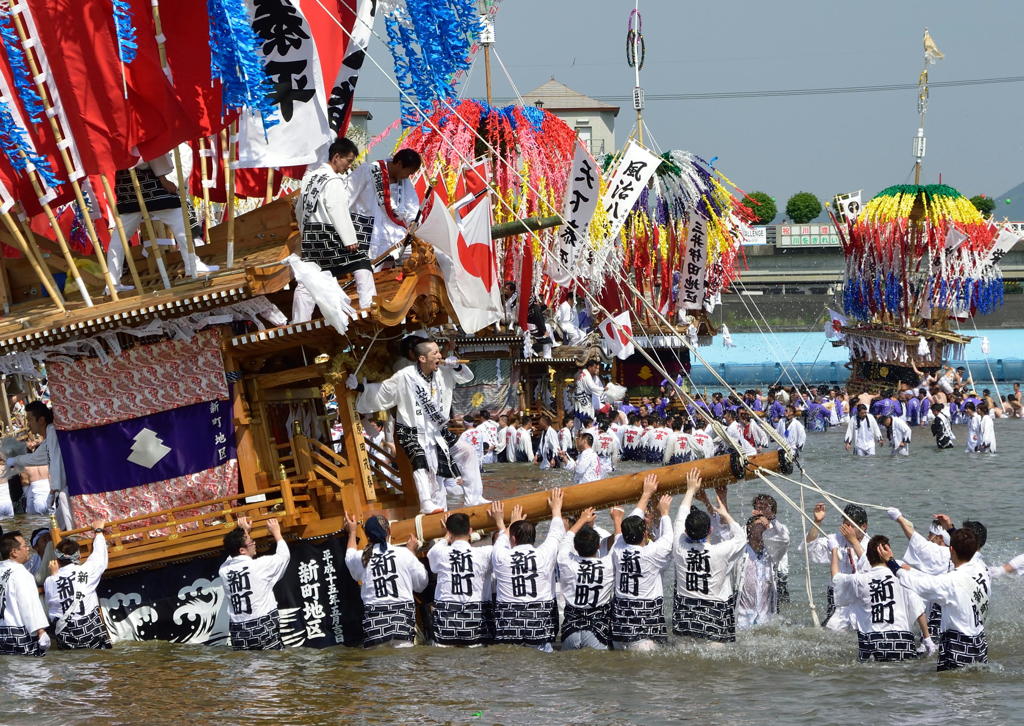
[575,125,603,155]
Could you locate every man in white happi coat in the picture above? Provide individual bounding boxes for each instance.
[844,404,883,456]
[476,410,499,464]
[803,502,870,630]
[355,338,479,513]
[560,432,602,484]
[831,534,926,662]
[886,529,991,671]
[5,402,72,530]
[882,414,912,456]
[219,517,291,651]
[672,471,746,643]
[106,144,217,289]
[428,512,493,647]
[573,360,606,422]
[0,531,50,656]
[293,138,373,315]
[347,148,421,267]
[775,404,806,455]
[44,520,111,650]
[533,415,562,471]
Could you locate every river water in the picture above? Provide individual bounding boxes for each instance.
[2,421,1023,725]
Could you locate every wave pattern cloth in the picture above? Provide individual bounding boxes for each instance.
[48,330,228,430]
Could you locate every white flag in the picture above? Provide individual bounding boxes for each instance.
[825,308,848,340]
[548,140,600,285]
[600,139,661,241]
[600,311,635,360]
[236,0,332,168]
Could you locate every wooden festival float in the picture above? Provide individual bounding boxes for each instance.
[0,0,787,649]
[0,194,788,647]
[828,32,1014,395]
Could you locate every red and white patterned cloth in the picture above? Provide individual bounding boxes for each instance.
[48,329,228,431]
[70,460,238,529]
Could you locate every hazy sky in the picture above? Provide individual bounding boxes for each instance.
[354,0,1024,208]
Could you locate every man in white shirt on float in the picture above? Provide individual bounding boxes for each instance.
[219,517,291,650]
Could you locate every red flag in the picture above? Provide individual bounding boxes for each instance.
[25,0,194,176]
[159,0,233,137]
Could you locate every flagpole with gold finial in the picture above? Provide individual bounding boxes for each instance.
[914,28,944,185]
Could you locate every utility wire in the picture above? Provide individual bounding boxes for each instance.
[355,74,1024,103]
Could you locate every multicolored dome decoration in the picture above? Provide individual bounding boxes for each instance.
[837,184,1003,323]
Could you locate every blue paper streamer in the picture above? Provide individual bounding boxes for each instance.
[385,1,481,126]
[207,0,278,130]
[0,11,45,123]
[112,0,138,64]
[0,99,62,190]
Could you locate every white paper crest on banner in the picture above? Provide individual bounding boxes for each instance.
[600,139,661,242]
[236,0,332,169]
[548,141,600,285]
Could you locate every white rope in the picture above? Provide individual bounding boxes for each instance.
[315,0,793,465]
[753,470,820,625]
[762,467,888,512]
[795,469,820,626]
[969,317,1003,403]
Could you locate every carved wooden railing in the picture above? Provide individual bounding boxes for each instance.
[364,436,403,496]
[52,480,311,574]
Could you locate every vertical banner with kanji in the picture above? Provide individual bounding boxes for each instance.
[548,141,600,286]
[679,214,708,310]
[237,0,333,168]
[600,140,662,242]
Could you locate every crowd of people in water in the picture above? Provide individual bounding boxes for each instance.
[2,334,1020,672]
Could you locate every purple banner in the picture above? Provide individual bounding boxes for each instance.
[58,399,235,496]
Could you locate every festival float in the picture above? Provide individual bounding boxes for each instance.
[828,31,1016,393]
[0,1,786,648]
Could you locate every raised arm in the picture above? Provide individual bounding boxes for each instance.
[805,502,826,543]
[636,473,659,514]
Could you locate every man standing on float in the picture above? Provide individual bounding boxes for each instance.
[355,338,485,514]
[347,148,422,269]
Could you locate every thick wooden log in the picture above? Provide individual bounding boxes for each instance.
[388,450,789,545]
[490,215,561,240]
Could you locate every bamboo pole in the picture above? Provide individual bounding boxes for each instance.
[16,161,92,305]
[127,168,171,289]
[99,175,144,293]
[198,137,213,241]
[149,0,197,278]
[9,9,120,299]
[0,209,66,311]
[0,247,9,315]
[0,375,10,432]
[387,451,785,544]
[265,168,274,205]
[224,124,237,267]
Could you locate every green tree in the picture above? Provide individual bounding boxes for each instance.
[786,191,822,223]
[970,195,996,216]
[742,191,777,225]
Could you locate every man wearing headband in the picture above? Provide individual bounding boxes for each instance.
[0,531,50,655]
[889,508,987,643]
[344,513,427,648]
[219,517,290,650]
[355,338,479,514]
[43,520,111,649]
[844,404,883,456]
[804,503,870,630]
